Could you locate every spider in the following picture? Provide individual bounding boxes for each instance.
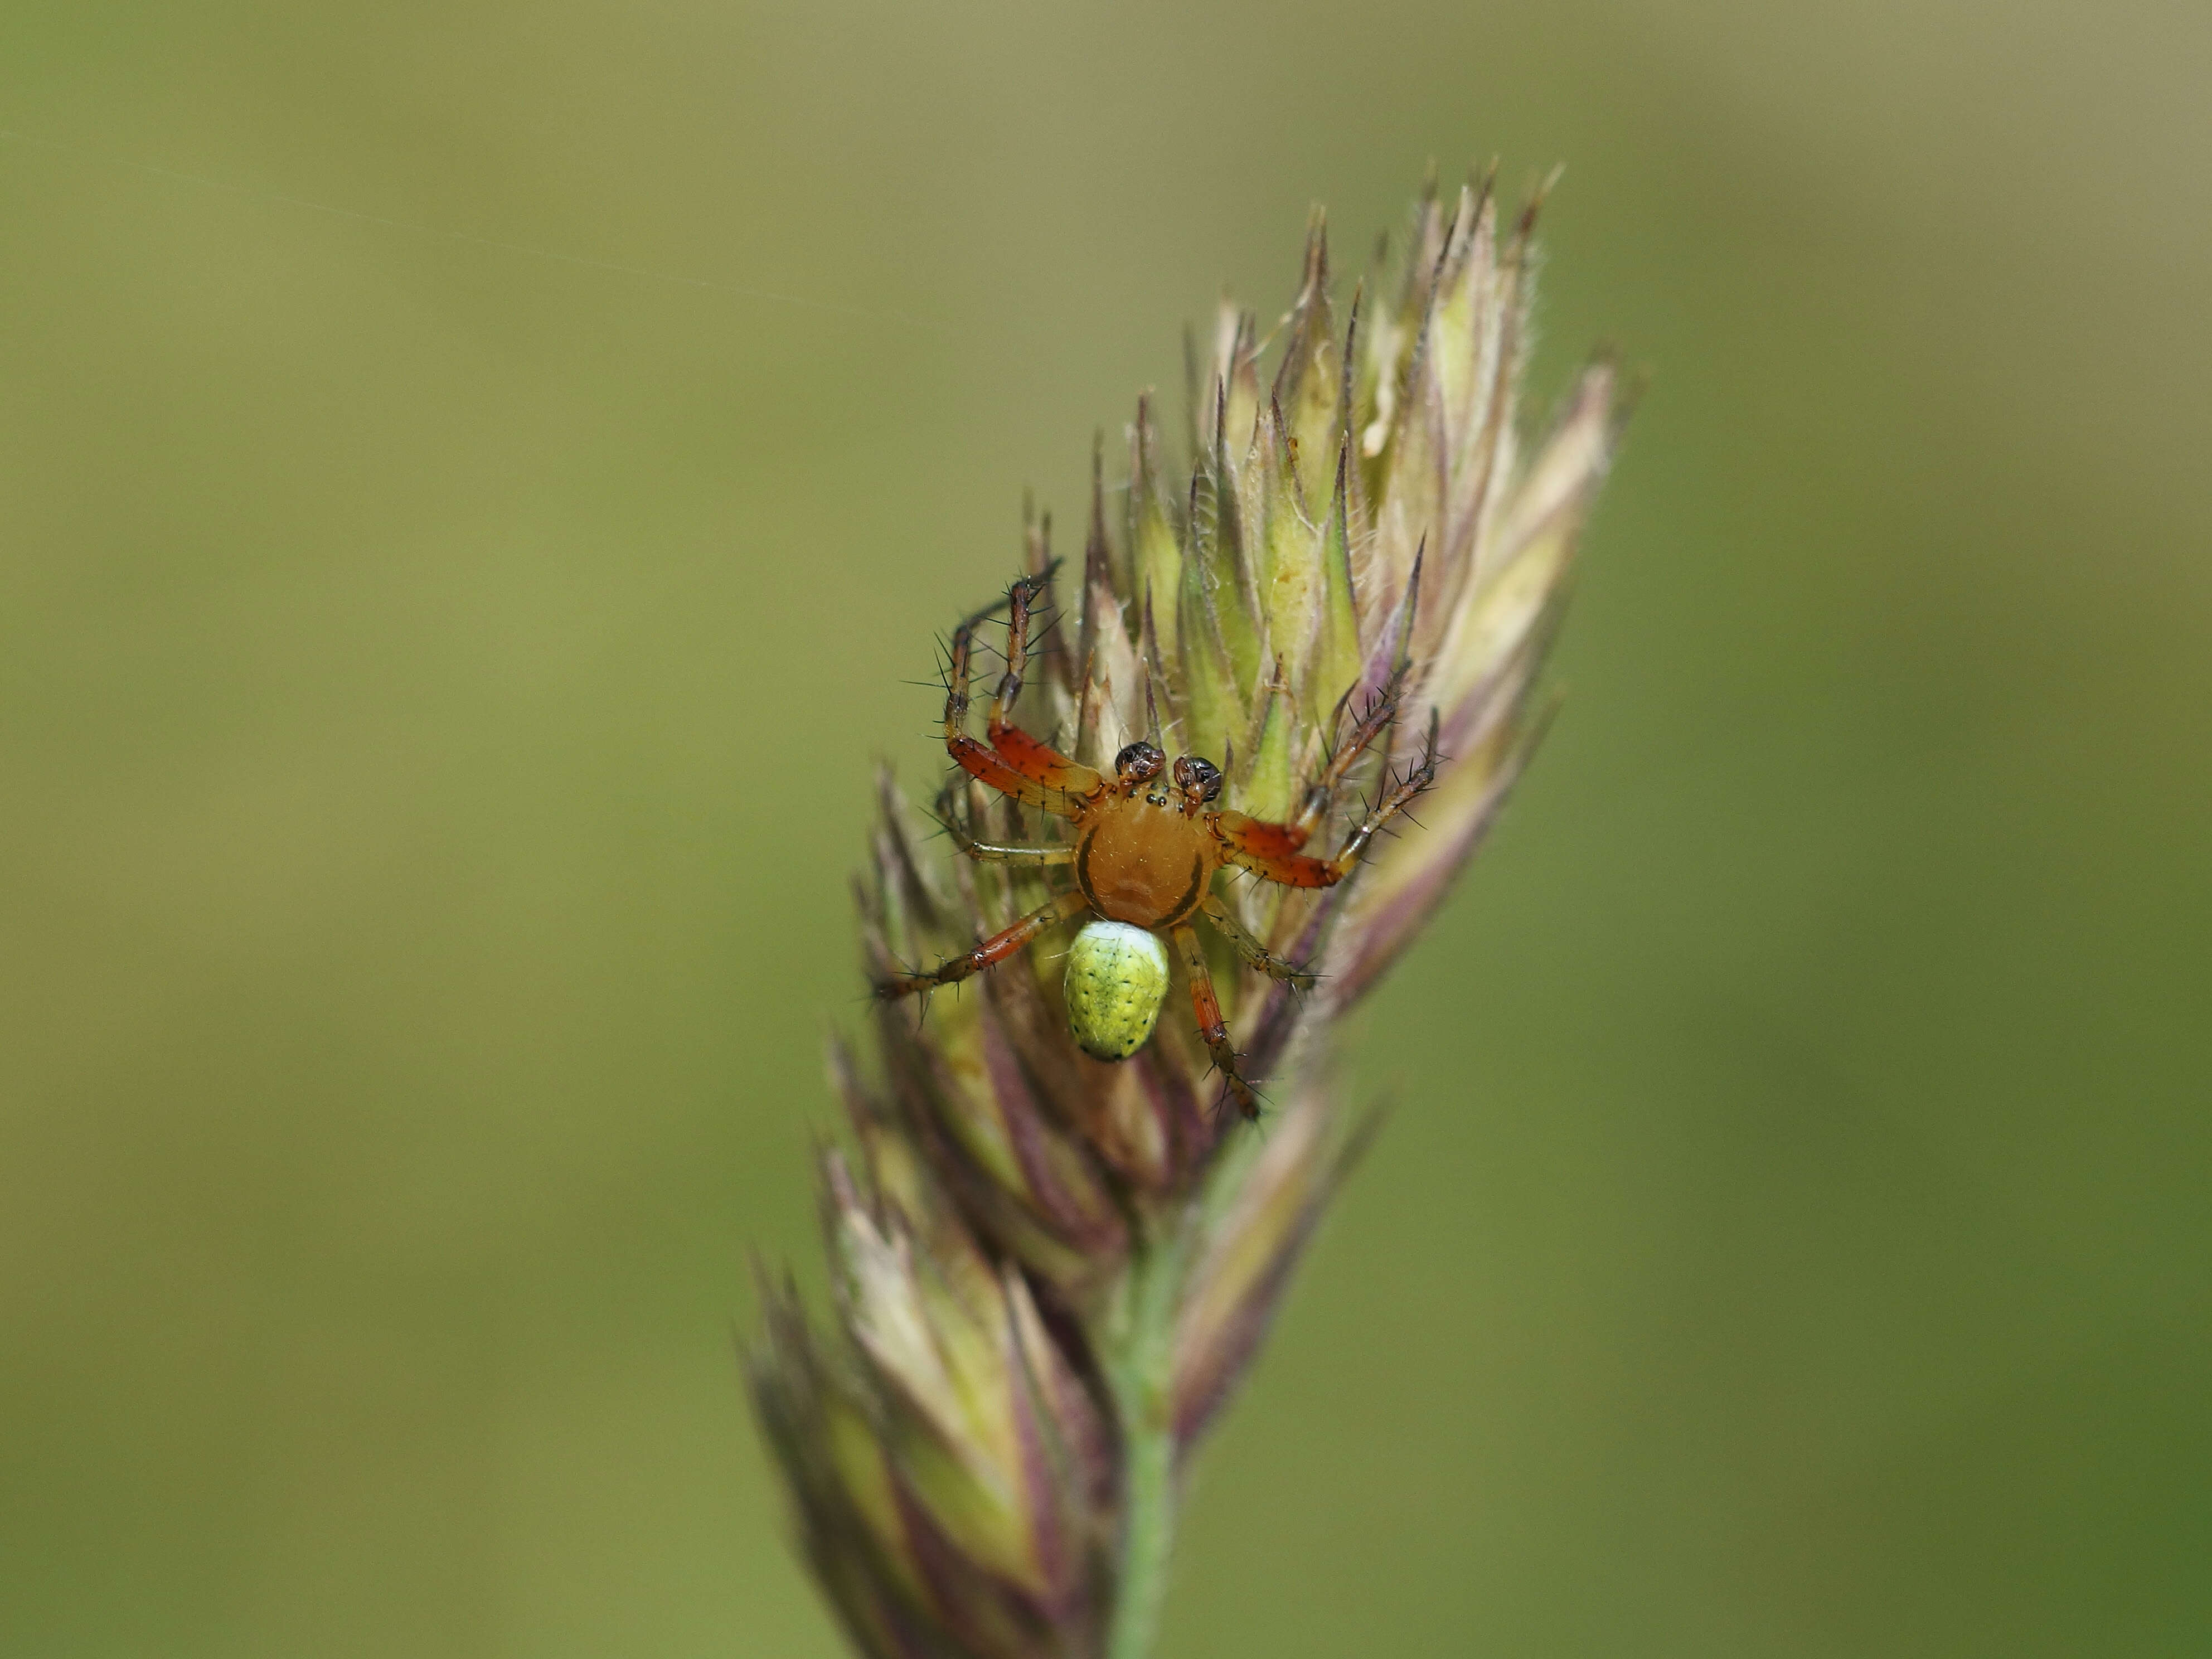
[877,570,1437,1120]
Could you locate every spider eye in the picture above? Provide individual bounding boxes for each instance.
[1114,742,1165,783]
[1173,755,1224,802]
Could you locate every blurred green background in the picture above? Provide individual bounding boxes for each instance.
[4,1,2208,1654]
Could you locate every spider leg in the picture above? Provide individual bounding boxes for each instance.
[1211,710,1440,889]
[929,764,1076,870]
[1322,707,1442,876]
[1291,667,1409,843]
[1197,895,1318,991]
[938,802,1076,867]
[876,890,1089,1000]
[1172,922,1260,1122]
[983,572,1108,802]
[944,597,1086,818]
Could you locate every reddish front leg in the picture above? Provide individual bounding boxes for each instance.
[1212,710,1439,889]
[944,599,1088,818]
[984,572,1107,802]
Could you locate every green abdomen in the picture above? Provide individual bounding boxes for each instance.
[1063,920,1171,1061]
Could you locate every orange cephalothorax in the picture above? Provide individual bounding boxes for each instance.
[1070,743,1224,927]
[877,571,1437,1119]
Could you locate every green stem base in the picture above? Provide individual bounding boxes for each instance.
[1100,1225,1187,1659]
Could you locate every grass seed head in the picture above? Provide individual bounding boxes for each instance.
[750,173,1623,1659]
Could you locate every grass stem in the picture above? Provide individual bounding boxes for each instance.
[1100,1219,1188,1659]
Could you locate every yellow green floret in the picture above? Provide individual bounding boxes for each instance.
[1062,920,1171,1061]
